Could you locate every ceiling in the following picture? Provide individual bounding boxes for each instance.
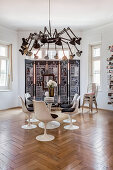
[0,0,113,31]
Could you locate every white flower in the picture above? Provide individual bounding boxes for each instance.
[47,82,50,87]
[47,80,57,88]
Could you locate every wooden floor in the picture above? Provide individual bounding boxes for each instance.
[0,108,113,170]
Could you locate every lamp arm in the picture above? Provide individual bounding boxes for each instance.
[35,43,44,56]
[61,44,65,56]
[53,29,58,38]
[28,38,33,49]
[74,45,79,52]
[67,42,74,56]
[60,37,70,41]
[67,27,78,39]
[44,27,51,37]
[61,40,74,56]
[57,28,66,36]
[63,28,72,40]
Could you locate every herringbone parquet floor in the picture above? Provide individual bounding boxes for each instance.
[0,108,113,170]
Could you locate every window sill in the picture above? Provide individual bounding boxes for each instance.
[0,89,12,92]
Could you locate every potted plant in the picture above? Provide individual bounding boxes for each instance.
[47,80,57,97]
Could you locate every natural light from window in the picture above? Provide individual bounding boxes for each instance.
[0,44,9,89]
[91,45,101,87]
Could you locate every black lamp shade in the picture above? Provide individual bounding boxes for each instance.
[69,38,76,45]
[19,49,24,55]
[75,38,81,45]
[33,40,40,49]
[40,35,47,43]
[55,38,62,46]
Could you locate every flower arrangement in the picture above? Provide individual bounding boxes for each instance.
[47,80,57,97]
[47,80,57,88]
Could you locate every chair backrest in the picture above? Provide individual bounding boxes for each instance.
[25,93,31,98]
[87,83,98,97]
[25,93,31,101]
[72,96,80,113]
[19,96,29,113]
[72,93,79,104]
[33,101,53,122]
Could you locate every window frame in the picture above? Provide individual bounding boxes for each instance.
[0,43,11,91]
[89,43,102,91]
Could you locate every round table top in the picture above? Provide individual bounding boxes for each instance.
[44,97,54,103]
[27,96,54,103]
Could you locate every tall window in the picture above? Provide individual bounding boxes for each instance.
[0,44,12,90]
[91,44,101,87]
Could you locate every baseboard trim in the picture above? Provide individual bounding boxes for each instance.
[80,106,113,112]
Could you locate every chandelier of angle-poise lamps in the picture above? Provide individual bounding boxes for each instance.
[19,0,82,60]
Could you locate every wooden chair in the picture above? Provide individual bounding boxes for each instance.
[82,83,98,113]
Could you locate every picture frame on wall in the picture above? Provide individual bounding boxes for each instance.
[42,74,54,90]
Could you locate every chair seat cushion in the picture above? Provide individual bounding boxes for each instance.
[27,107,34,112]
[51,114,58,119]
[28,104,33,107]
[85,93,95,96]
[62,108,75,113]
[60,104,73,108]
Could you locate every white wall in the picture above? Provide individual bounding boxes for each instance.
[81,23,113,111]
[0,26,18,110]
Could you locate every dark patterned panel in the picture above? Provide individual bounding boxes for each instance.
[25,59,34,97]
[60,60,68,103]
[35,61,46,101]
[69,60,80,102]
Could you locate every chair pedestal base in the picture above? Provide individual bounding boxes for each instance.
[21,124,37,129]
[36,134,54,141]
[27,118,39,123]
[64,125,79,130]
[63,119,76,123]
[38,121,60,129]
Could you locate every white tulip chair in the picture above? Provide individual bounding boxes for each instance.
[25,93,38,123]
[33,101,55,141]
[19,96,37,129]
[61,93,79,123]
[62,96,80,130]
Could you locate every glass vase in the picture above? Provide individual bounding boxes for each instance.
[49,87,54,97]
